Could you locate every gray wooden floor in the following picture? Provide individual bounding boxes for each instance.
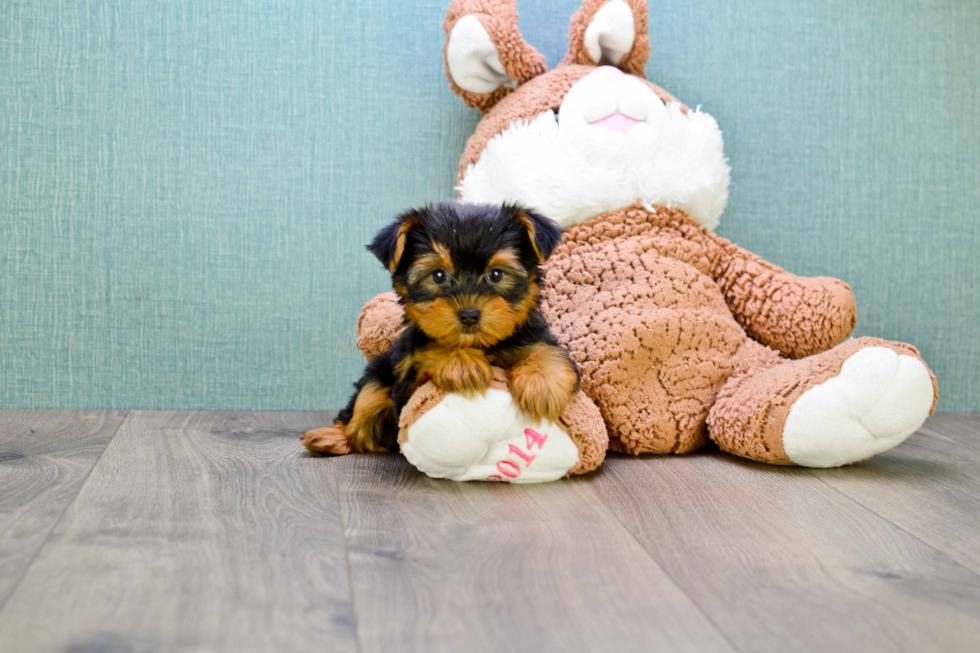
[1,412,979,653]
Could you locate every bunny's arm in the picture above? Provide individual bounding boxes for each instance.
[705,233,857,359]
[356,292,406,360]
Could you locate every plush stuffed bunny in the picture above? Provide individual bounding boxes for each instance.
[336,0,938,481]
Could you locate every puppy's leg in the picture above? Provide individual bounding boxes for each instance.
[301,423,352,455]
[508,343,580,422]
[302,380,398,455]
[419,347,493,397]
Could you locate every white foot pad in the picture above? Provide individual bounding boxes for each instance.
[783,347,934,468]
[400,389,580,483]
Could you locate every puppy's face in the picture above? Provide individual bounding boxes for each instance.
[369,203,562,348]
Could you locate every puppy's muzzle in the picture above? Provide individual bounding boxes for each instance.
[457,307,481,329]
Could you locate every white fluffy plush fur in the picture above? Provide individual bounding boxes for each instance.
[458,71,731,230]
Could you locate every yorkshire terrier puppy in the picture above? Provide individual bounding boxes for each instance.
[302,202,580,455]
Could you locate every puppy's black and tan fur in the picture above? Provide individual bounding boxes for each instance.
[302,202,580,455]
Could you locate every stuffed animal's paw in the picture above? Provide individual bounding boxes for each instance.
[400,389,580,483]
[782,346,934,467]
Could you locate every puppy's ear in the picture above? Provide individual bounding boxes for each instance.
[510,205,563,262]
[367,209,423,272]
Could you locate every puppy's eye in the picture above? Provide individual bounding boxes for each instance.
[431,269,450,286]
[486,269,504,284]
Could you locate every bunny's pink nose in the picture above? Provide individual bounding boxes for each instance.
[590,113,640,132]
[589,65,625,81]
[585,66,639,132]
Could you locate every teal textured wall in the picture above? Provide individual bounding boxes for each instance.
[1,0,978,411]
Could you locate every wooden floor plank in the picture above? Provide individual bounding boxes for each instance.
[335,453,735,653]
[0,411,357,653]
[3,410,978,652]
[591,451,980,653]
[809,425,980,574]
[0,410,126,608]
[919,413,980,451]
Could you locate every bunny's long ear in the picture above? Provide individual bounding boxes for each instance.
[443,0,547,112]
[561,0,650,77]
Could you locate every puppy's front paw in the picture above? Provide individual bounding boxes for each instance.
[509,369,574,423]
[433,348,493,397]
[301,425,351,455]
[509,346,579,422]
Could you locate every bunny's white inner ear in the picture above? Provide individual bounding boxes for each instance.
[583,0,636,66]
[447,15,517,94]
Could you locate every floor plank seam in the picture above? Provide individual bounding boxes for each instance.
[805,467,980,579]
[582,473,747,653]
[334,461,365,653]
[0,410,131,617]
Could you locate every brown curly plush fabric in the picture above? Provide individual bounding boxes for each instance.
[443,0,548,112]
[708,240,858,359]
[556,388,608,474]
[541,204,941,457]
[561,0,651,77]
[542,205,739,453]
[355,292,404,361]
[396,367,607,476]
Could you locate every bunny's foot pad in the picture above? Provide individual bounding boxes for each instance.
[400,389,580,483]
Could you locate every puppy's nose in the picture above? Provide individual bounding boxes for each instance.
[457,307,481,327]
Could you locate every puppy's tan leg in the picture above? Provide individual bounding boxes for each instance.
[431,348,494,397]
[301,381,396,455]
[413,347,494,398]
[508,343,580,422]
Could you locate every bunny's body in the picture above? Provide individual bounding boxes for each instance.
[350,0,937,480]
